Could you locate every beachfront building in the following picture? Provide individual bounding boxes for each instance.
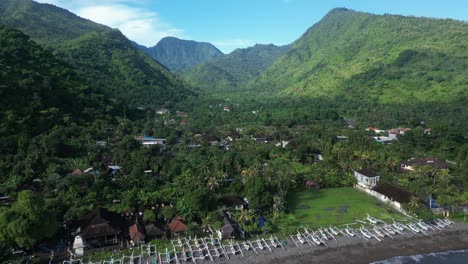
[372,182,415,211]
[354,168,380,189]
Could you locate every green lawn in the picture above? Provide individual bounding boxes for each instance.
[275,187,405,234]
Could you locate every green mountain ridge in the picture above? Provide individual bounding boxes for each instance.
[247,8,468,103]
[139,36,224,72]
[183,43,291,91]
[0,0,193,108]
[0,26,118,188]
[0,0,110,46]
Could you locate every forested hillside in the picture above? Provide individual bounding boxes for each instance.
[0,4,467,261]
[0,0,193,108]
[183,44,290,91]
[139,36,224,72]
[0,0,109,45]
[248,8,467,103]
[55,30,192,108]
[0,26,118,193]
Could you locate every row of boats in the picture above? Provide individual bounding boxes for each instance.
[289,215,455,246]
[63,216,455,264]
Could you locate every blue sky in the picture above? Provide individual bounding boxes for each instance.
[37,0,467,53]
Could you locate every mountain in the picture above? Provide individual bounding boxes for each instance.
[0,0,193,108]
[0,0,109,46]
[140,37,224,72]
[182,44,290,91]
[248,8,468,103]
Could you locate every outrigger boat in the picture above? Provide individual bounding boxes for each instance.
[367,215,379,224]
[344,225,360,238]
[417,221,429,231]
[359,226,373,240]
[376,226,393,239]
[392,221,406,232]
[383,225,396,235]
[372,226,386,239]
[317,229,328,240]
[328,226,339,236]
[322,228,336,240]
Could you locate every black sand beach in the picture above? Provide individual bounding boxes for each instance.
[207,223,468,264]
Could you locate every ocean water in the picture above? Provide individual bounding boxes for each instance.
[371,249,468,264]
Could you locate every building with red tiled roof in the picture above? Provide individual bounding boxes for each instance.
[129,222,145,244]
[167,216,186,236]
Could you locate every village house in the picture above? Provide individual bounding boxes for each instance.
[204,135,220,146]
[275,140,290,148]
[128,221,145,245]
[226,130,242,142]
[96,140,107,146]
[400,157,448,172]
[144,223,165,239]
[336,135,349,142]
[223,106,230,112]
[71,168,84,176]
[218,195,248,211]
[71,208,124,248]
[176,111,188,117]
[167,216,186,237]
[251,134,271,144]
[218,210,244,239]
[373,135,396,144]
[156,108,169,115]
[107,165,122,176]
[354,168,381,189]
[366,127,386,134]
[135,135,166,146]
[388,127,412,135]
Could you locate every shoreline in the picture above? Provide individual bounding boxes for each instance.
[209,222,468,264]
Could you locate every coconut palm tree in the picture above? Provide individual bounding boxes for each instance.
[408,196,420,211]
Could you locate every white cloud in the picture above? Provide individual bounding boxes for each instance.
[35,0,184,47]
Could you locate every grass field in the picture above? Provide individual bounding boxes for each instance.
[275,187,405,234]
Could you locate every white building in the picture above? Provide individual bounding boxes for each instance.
[354,168,380,189]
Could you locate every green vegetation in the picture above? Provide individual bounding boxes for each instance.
[55,30,192,108]
[248,8,467,104]
[278,188,402,232]
[183,44,290,91]
[0,2,466,261]
[0,0,109,45]
[0,0,193,109]
[0,190,59,249]
[139,36,224,72]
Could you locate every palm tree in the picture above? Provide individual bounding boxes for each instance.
[205,176,219,191]
[235,208,254,229]
[408,196,420,211]
[272,195,285,222]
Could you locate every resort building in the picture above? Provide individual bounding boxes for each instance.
[354,168,380,189]
[372,182,415,211]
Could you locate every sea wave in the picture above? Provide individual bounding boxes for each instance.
[370,249,468,264]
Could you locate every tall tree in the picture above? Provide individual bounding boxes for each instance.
[0,190,59,249]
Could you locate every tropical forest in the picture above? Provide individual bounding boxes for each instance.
[0,0,467,263]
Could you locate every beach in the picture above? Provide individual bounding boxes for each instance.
[207,222,468,264]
